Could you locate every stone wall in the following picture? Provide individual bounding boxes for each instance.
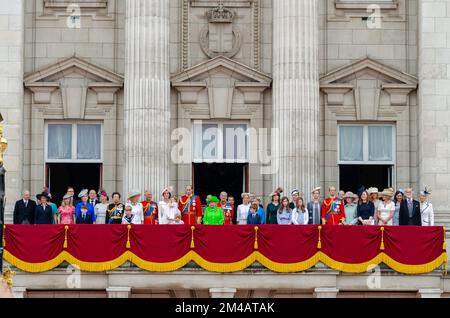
[418,0,450,213]
[0,0,24,223]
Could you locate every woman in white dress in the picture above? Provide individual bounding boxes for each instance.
[291,197,309,225]
[419,187,434,226]
[236,193,251,225]
[377,188,395,226]
[158,186,174,225]
[127,191,144,224]
[94,191,109,224]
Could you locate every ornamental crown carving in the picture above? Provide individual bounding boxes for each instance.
[206,3,235,23]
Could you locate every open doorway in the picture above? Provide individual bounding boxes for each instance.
[339,165,393,193]
[193,163,248,206]
[46,163,102,205]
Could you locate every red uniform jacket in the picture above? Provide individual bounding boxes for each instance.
[142,200,158,225]
[321,197,346,225]
[218,201,235,225]
[178,195,202,225]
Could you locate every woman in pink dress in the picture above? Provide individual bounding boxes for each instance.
[58,193,76,225]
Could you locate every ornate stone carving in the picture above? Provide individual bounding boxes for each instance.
[199,3,242,59]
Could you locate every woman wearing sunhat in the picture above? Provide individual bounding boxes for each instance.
[377,188,395,226]
[203,196,224,225]
[34,192,53,224]
[127,191,144,225]
[343,192,358,225]
[75,189,96,223]
[58,193,76,225]
[419,187,434,226]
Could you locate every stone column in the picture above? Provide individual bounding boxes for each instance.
[0,0,24,223]
[272,0,320,195]
[124,0,170,198]
[418,0,450,216]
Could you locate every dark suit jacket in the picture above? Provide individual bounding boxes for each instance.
[76,213,94,224]
[34,204,53,224]
[307,200,323,225]
[13,199,37,224]
[399,199,421,226]
[247,213,262,225]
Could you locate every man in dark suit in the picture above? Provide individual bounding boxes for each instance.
[13,191,37,224]
[88,189,100,207]
[307,187,323,225]
[399,188,421,226]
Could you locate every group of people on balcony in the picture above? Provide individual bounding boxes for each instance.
[12,183,434,227]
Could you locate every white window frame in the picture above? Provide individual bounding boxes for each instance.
[337,123,396,165]
[45,121,104,163]
[192,121,250,164]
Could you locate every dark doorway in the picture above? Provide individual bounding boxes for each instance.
[339,165,393,193]
[193,163,248,206]
[46,163,102,205]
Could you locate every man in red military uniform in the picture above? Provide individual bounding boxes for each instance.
[141,190,158,225]
[218,191,234,225]
[321,186,345,225]
[178,185,202,225]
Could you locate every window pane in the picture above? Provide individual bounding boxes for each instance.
[48,124,72,160]
[77,124,101,160]
[339,126,364,161]
[369,126,393,161]
[223,124,248,161]
[193,123,219,161]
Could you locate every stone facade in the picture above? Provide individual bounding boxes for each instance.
[2,0,450,298]
[0,0,447,224]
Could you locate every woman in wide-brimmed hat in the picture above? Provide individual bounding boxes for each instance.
[127,191,144,225]
[419,186,434,226]
[34,192,53,224]
[343,192,358,225]
[377,188,395,226]
[75,189,96,224]
[58,193,76,225]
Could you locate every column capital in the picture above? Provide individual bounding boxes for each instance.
[314,287,339,298]
[106,286,132,298]
[209,288,237,298]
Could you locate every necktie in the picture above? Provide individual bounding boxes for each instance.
[24,200,27,208]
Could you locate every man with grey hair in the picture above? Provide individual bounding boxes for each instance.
[13,190,36,224]
[399,188,421,226]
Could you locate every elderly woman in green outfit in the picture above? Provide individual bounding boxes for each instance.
[203,196,224,225]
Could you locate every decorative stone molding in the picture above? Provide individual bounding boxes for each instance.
[314,287,339,298]
[209,288,237,298]
[42,0,112,20]
[252,0,261,70]
[329,0,404,22]
[24,56,124,118]
[181,0,189,70]
[190,1,252,8]
[417,289,442,298]
[106,286,131,298]
[320,57,418,119]
[12,287,27,298]
[199,3,242,59]
[171,56,271,119]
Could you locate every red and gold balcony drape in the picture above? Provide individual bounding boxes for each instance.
[2,225,447,274]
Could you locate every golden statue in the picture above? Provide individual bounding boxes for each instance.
[2,267,15,288]
[0,113,7,166]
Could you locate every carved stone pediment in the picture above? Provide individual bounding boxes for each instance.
[320,57,417,120]
[171,56,271,119]
[24,56,123,119]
